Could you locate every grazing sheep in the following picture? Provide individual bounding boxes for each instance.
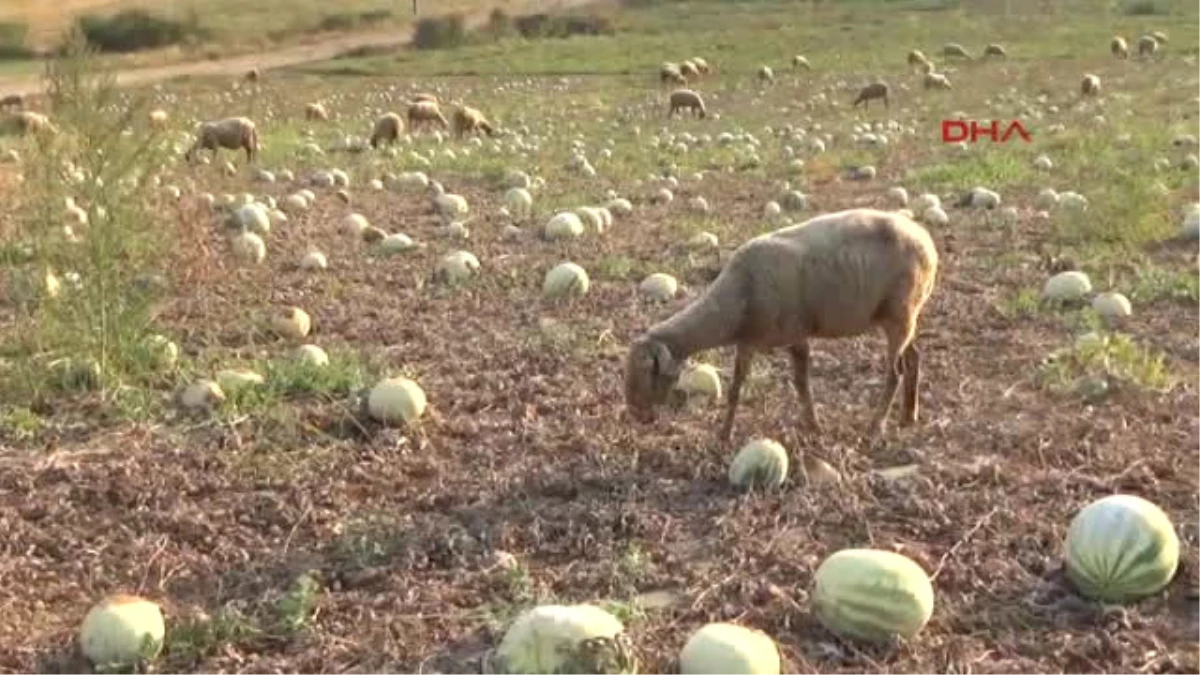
[757,64,775,84]
[667,89,707,119]
[1111,36,1129,59]
[13,110,56,136]
[369,112,404,148]
[907,49,930,68]
[852,81,890,109]
[245,68,260,82]
[452,105,496,139]
[407,100,449,132]
[185,116,258,164]
[1081,73,1101,96]
[943,42,972,59]
[1137,34,1158,57]
[148,109,169,127]
[412,92,439,105]
[623,208,939,444]
[923,72,952,90]
[792,54,811,70]
[920,60,936,74]
[660,63,687,86]
[983,43,1007,58]
[305,102,329,121]
[691,57,712,74]
[1150,30,1168,44]
[0,93,23,110]
[679,60,700,80]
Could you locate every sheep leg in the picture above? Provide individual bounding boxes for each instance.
[787,342,821,434]
[719,346,753,444]
[900,343,921,425]
[866,322,913,440]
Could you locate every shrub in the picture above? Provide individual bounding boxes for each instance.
[512,12,615,39]
[316,9,393,32]
[4,28,178,401]
[412,14,466,50]
[1122,0,1168,15]
[0,21,34,60]
[76,9,207,53]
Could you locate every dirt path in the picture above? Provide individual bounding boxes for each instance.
[0,0,600,97]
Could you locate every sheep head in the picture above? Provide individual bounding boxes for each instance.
[624,336,682,422]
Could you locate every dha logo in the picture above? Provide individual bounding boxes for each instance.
[941,119,1032,144]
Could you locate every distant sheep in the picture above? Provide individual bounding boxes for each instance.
[412,92,440,105]
[923,72,952,90]
[1137,34,1158,57]
[943,42,972,59]
[452,105,495,139]
[245,68,260,82]
[14,110,56,136]
[305,102,329,121]
[623,208,939,444]
[667,89,707,119]
[1149,30,1168,44]
[983,43,1007,58]
[907,49,929,67]
[407,100,449,133]
[853,81,890,109]
[369,112,404,148]
[1111,36,1129,59]
[660,63,687,86]
[185,116,258,163]
[148,109,169,127]
[757,64,775,84]
[679,60,700,80]
[792,54,811,70]
[0,93,23,110]
[691,57,712,74]
[1081,73,1101,96]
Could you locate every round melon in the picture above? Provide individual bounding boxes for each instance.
[1064,494,1180,603]
[439,250,480,283]
[79,594,165,668]
[543,262,590,298]
[544,212,585,240]
[729,439,789,490]
[639,273,679,301]
[1042,271,1091,302]
[489,604,635,674]
[367,376,427,425]
[273,307,312,339]
[678,363,721,400]
[679,622,780,674]
[811,548,935,644]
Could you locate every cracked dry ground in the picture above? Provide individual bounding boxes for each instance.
[1,96,1198,675]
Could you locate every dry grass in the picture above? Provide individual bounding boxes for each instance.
[0,0,1197,672]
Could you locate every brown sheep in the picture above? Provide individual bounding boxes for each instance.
[1137,34,1158,57]
[1110,36,1129,58]
[407,100,449,133]
[185,116,258,164]
[623,208,939,445]
[369,112,404,148]
[660,63,687,86]
[667,89,707,119]
[13,110,56,136]
[305,102,329,121]
[412,92,439,105]
[943,42,972,59]
[0,93,23,110]
[852,81,890,109]
[983,43,1007,58]
[245,68,260,82]
[452,105,495,139]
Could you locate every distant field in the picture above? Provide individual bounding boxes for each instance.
[0,0,506,50]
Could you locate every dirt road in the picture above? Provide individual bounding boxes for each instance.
[0,0,599,97]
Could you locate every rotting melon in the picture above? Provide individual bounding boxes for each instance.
[1064,494,1180,603]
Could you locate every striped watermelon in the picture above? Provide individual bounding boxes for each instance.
[811,548,935,644]
[1064,494,1180,603]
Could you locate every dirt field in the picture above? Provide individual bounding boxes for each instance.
[0,0,1198,672]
